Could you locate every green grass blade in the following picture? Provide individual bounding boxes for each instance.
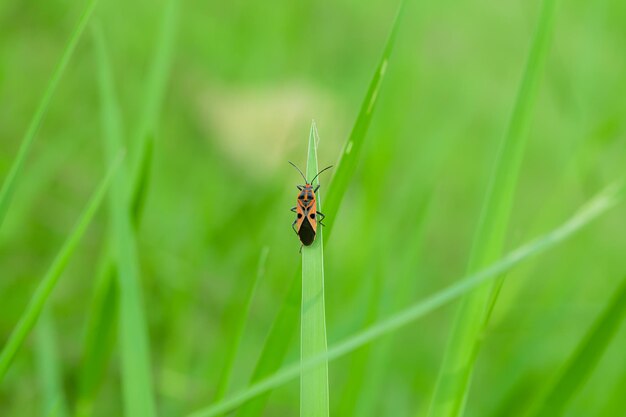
[0,155,120,383]
[527,275,626,417]
[35,309,68,417]
[75,132,152,416]
[76,132,154,416]
[342,194,433,417]
[187,183,620,417]
[131,0,178,161]
[300,122,330,417]
[214,247,269,401]
[75,1,176,410]
[75,261,119,417]
[130,134,155,226]
[234,6,406,416]
[94,27,157,417]
[428,1,558,416]
[0,0,98,230]
[235,273,301,417]
[335,272,382,417]
[323,0,405,238]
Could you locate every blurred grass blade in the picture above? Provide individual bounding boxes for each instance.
[76,133,152,415]
[75,259,119,416]
[131,133,155,225]
[94,27,157,417]
[335,270,382,417]
[0,0,97,230]
[76,0,177,410]
[188,184,620,417]
[235,5,406,416]
[527,275,626,417]
[428,1,558,416]
[214,247,269,401]
[35,309,68,417]
[300,122,330,417]
[323,0,405,238]
[131,0,178,162]
[235,273,301,417]
[0,155,120,383]
[339,123,449,415]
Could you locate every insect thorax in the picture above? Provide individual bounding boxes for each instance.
[297,184,316,205]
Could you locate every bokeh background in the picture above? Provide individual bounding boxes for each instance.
[1,0,625,416]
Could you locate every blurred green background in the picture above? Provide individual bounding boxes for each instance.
[1,0,625,416]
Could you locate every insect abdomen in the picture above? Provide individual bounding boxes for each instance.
[298,217,316,246]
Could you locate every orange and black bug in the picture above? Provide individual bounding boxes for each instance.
[289,161,333,248]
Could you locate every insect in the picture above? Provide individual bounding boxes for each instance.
[289,161,333,248]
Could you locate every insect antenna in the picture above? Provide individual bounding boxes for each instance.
[310,165,333,184]
[288,161,308,183]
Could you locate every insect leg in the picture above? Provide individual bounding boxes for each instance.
[316,211,326,220]
[297,185,304,191]
[292,219,298,234]
[291,206,297,212]
[299,244,303,254]
[314,184,320,193]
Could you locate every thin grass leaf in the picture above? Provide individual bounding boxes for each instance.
[75,132,152,416]
[343,123,451,416]
[323,0,405,238]
[76,0,177,409]
[346,194,433,417]
[35,309,68,417]
[131,0,178,163]
[0,0,98,230]
[94,27,156,417]
[428,1,558,416]
[0,155,120,383]
[300,122,330,417]
[75,260,119,417]
[2,138,80,241]
[234,273,301,417]
[214,247,270,401]
[234,5,406,416]
[130,133,155,226]
[336,270,382,417]
[187,183,620,417]
[527,275,626,417]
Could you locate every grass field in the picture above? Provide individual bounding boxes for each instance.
[1,0,626,416]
